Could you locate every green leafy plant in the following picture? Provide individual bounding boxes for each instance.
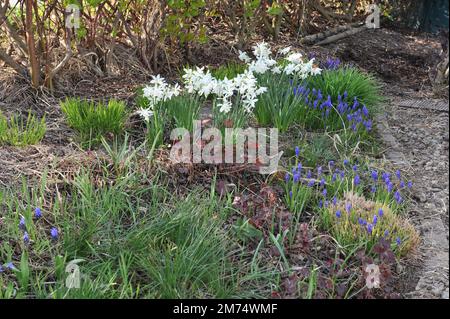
[135,88,168,150]
[304,67,383,112]
[0,111,46,146]
[212,97,250,133]
[254,72,302,132]
[0,112,8,142]
[233,218,263,243]
[61,98,127,147]
[165,93,204,131]
[211,62,247,80]
[298,135,336,167]
[161,0,208,48]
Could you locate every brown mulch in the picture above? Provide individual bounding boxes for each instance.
[311,28,445,97]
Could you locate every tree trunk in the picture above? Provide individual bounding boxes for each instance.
[25,0,40,88]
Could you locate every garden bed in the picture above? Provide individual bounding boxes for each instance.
[0,27,448,299]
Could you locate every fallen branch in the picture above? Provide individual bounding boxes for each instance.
[301,22,362,44]
[316,25,367,46]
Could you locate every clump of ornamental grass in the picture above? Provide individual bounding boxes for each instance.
[61,98,127,147]
[293,86,374,136]
[254,72,303,132]
[319,192,419,257]
[164,93,204,132]
[0,111,46,146]
[305,67,383,112]
[283,147,317,244]
[0,111,8,141]
[296,135,336,168]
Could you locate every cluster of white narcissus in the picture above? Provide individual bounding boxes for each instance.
[137,42,321,120]
[239,42,322,78]
[137,75,181,121]
[182,67,266,114]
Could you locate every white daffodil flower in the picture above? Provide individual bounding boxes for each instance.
[278,46,291,56]
[137,108,154,122]
[271,66,282,74]
[255,87,268,95]
[218,99,232,114]
[286,52,303,64]
[238,50,251,63]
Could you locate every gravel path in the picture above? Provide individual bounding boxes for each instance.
[377,96,449,299]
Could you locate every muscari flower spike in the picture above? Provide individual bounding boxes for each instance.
[394,191,403,204]
[50,227,59,241]
[35,207,42,219]
[317,166,323,176]
[373,215,378,225]
[335,210,342,218]
[23,231,30,244]
[354,175,361,186]
[378,208,384,217]
[6,262,15,271]
[371,170,378,181]
[345,203,352,213]
[387,183,394,193]
[19,216,26,231]
[285,173,290,183]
